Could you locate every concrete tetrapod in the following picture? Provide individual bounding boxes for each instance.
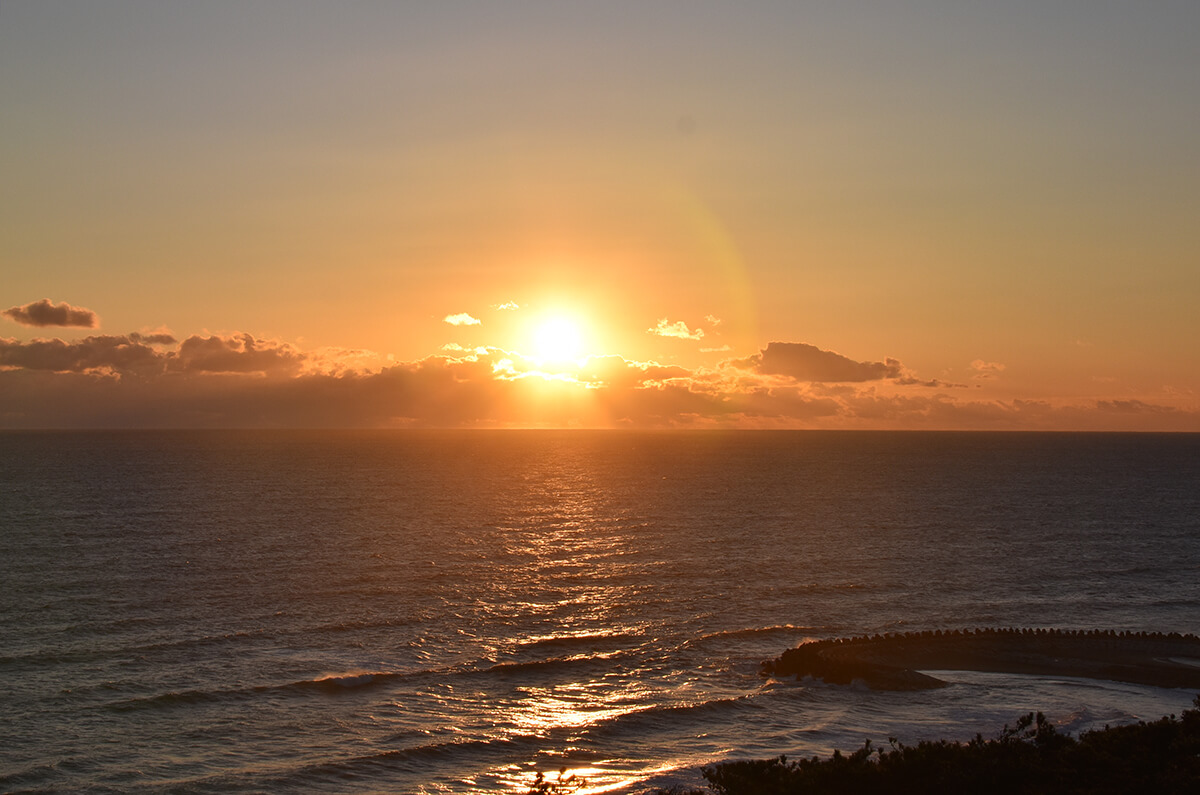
[762,629,1200,691]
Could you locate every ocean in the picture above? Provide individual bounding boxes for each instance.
[1,430,1198,793]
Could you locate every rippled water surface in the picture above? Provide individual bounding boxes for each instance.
[2,431,1198,792]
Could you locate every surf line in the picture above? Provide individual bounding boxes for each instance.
[761,628,1200,691]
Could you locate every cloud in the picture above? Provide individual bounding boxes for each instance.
[0,334,1196,431]
[894,376,968,388]
[129,331,178,345]
[0,331,328,379]
[576,354,691,390]
[737,342,902,382]
[649,318,704,340]
[4,299,99,328]
[1096,399,1175,415]
[705,315,722,326]
[173,333,305,375]
[444,313,481,326]
[301,346,388,377]
[971,359,1006,379]
[0,335,161,375]
[494,302,520,311]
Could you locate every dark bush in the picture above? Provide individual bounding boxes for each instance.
[677,697,1200,795]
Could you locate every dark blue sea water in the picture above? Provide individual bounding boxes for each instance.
[2,431,1198,793]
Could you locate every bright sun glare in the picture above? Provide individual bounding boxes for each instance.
[532,316,584,363]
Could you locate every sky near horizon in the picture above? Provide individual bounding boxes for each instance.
[2,1,1198,429]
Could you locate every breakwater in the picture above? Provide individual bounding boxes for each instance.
[762,629,1200,690]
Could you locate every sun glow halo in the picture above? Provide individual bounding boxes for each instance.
[531,315,585,364]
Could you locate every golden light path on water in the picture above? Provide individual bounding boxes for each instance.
[478,451,690,793]
[500,682,653,793]
[486,645,675,793]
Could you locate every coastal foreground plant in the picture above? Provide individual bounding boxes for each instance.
[525,767,580,794]
[635,697,1200,795]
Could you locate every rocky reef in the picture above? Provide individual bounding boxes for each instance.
[762,628,1200,691]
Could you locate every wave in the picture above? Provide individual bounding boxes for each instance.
[170,734,539,793]
[484,649,628,675]
[0,628,276,669]
[567,689,794,746]
[99,641,654,714]
[99,667,445,712]
[97,648,642,714]
[689,624,825,645]
[514,631,646,653]
[103,687,226,711]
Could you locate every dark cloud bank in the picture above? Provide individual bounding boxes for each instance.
[0,334,1194,430]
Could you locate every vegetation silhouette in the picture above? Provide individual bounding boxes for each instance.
[524,767,581,794]
[643,697,1200,794]
[526,629,1200,793]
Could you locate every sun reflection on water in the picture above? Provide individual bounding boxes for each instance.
[472,441,693,794]
[500,762,673,795]
[509,682,643,733]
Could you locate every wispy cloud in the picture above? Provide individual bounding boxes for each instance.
[494,302,520,311]
[970,359,1006,379]
[648,318,704,340]
[444,313,482,326]
[4,299,99,328]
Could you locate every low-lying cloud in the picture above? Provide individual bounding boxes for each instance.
[0,332,1194,431]
[174,334,305,375]
[738,342,902,382]
[0,335,160,374]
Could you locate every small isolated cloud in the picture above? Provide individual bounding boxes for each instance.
[971,359,1006,379]
[737,342,901,383]
[649,318,704,340]
[494,302,520,311]
[705,315,722,326]
[700,345,732,353]
[4,299,99,328]
[444,313,481,326]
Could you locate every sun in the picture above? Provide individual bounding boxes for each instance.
[531,315,585,363]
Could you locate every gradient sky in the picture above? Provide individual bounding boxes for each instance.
[2,1,1198,429]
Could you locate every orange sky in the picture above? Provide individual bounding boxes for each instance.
[2,2,1198,429]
